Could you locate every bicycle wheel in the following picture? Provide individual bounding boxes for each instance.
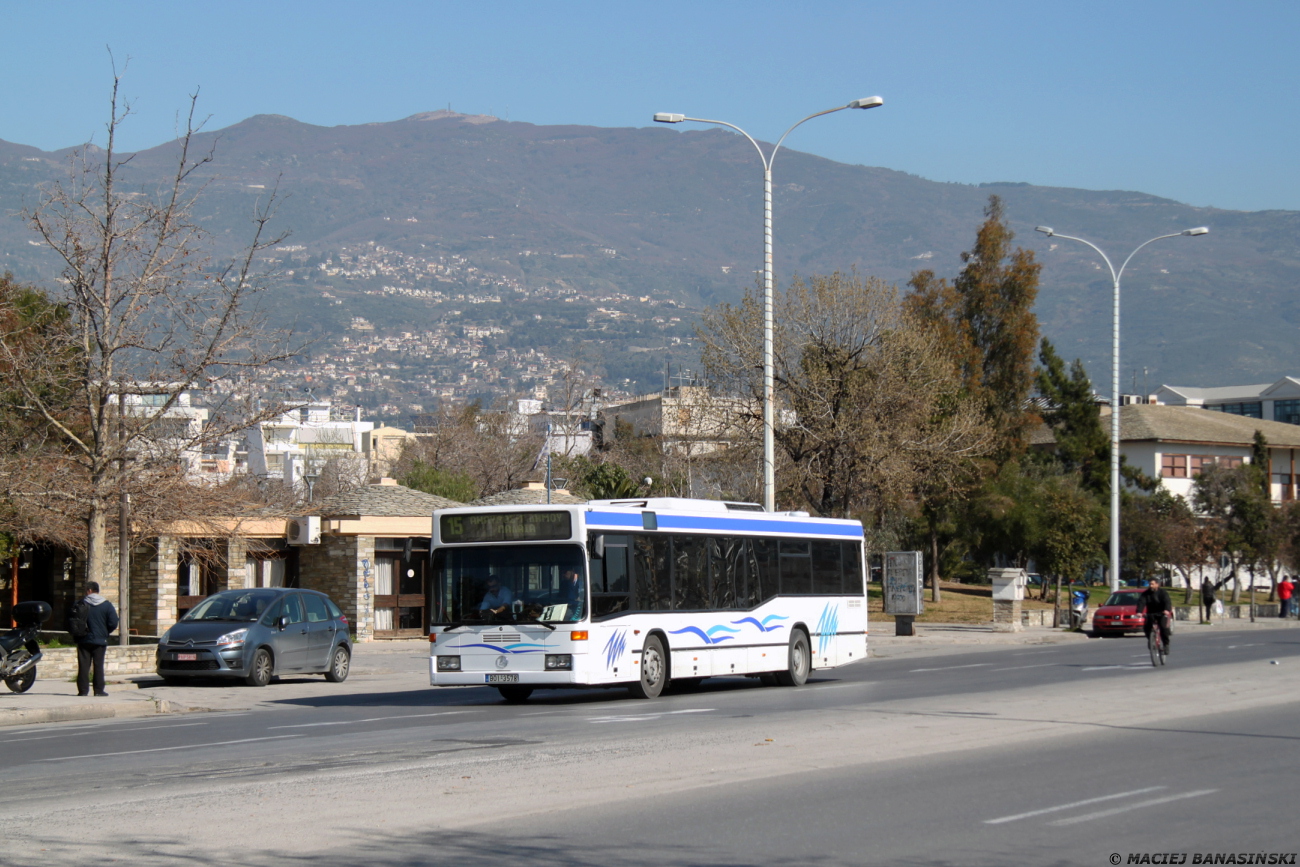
[1158,633,1167,666]
[1148,629,1160,667]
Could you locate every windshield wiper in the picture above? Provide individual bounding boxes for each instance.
[512,617,557,631]
[441,623,469,632]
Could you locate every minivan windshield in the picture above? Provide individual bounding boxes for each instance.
[182,589,281,622]
[431,544,587,625]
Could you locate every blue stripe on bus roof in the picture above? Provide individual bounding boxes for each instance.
[584,510,864,538]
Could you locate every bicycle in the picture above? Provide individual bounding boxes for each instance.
[1147,611,1170,667]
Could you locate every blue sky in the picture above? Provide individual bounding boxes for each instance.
[3,1,1296,212]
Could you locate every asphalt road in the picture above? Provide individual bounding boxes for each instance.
[2,628,1298,866]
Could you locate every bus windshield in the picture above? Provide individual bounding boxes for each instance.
[431,544,587,626]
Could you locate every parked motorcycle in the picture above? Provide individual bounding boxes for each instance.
[1,600,50,693]
[1068,588,1089,630]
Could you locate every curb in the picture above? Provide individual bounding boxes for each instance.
[0,699,216,729]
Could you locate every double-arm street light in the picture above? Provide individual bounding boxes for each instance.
[1034,225,1209,591]
[654,97,884,512]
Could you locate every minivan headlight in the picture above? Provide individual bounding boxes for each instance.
[216,629,248,647]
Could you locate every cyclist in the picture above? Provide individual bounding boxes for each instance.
[1136,577,1174,655]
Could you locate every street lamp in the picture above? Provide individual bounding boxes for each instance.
[1034,224,1209,590]
[655,97,884,512]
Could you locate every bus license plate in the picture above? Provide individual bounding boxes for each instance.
[485,674,518,684]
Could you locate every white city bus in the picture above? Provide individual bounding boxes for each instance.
[427,497,867,702]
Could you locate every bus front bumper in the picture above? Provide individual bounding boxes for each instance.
[428,663,593,688]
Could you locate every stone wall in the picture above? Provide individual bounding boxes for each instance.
[298,534,375,642]
[36,646,157,680]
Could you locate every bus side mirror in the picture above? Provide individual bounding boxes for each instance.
[590,535,605,560]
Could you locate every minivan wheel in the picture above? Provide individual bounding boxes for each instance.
[245,648,273,687]
[325,646,350,683]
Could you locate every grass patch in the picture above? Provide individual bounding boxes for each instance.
[867,581,1058,624]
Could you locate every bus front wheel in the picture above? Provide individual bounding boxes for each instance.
[628,635,667,699]
[774,630,810,687]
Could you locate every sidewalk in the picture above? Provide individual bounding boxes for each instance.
[0,639,432,728]
[3,620,1296,728]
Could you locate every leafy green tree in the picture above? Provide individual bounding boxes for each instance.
[907,195,1042,459]
[1036,339,1109,496]
[400,460,476,503]
[1193,462,1273,603]
[558,455,644,500]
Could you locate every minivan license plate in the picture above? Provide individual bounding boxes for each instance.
[176,653,197,661]
[485,674,518,684]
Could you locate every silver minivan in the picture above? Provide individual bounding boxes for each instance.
[156,588,351,686]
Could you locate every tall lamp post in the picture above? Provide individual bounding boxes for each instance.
[1034,225,1208,590]
[654,97,884,512]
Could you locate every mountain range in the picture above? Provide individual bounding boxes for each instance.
[2,109,1298,394]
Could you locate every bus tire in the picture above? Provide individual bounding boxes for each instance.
[774,630,810,687]
[498,685,533,703]
[628,635,667,699]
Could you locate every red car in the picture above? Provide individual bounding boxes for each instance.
[1091,588,1147,636]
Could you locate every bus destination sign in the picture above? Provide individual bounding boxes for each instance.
[440,511,572,544]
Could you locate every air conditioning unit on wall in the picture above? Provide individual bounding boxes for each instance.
[287,516,321,545]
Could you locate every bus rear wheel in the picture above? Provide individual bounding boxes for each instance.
[774,630,810,687]
[498,685,533,703]
[628,635,667,699]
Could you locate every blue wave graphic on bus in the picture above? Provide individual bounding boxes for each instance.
[460,643,548,654]
[604,630,628,668]
[814,604,839,655]
[668,624,741,645]
[729,614,788,633]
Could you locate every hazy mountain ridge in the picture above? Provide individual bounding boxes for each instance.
[1,110,1297,390]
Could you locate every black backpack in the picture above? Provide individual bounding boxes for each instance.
[68,599,91,639]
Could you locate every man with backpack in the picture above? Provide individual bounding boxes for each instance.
[69,582,119,697]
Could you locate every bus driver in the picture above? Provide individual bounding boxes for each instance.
[479,576,513,618]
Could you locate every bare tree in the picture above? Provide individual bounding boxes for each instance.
[1,71,299,591]
[699,272,991,521]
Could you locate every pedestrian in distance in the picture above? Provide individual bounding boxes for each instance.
[69,581,119,697]
[1278,575,1295,619]
[1202,574,1228,624]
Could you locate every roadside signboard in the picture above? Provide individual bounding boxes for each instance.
[883,551,924,616]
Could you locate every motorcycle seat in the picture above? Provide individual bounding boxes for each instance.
[0,630,29,652]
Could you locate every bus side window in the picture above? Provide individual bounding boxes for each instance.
[780,540,812,594]
[674,534,709,610]
[751,538,778,604]
[634,535,672,611]
[812,540,843,594]
[843,542,864,593]
[711,536,740,609]
[592,541,631,619]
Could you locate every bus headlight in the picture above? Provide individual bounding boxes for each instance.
[545,654,572,671]
[436,656,461,671]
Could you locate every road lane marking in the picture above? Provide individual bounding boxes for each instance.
[0,722,208,744]
[984,787,1166,824]
[1080,664,1151,671]
[989,663,1060,672]
[268,711,474,730]
[909,663,992,673]
[1049,789,1218,826]
[41,735,303,761]
[586,708,714,724]
[1228,644,1263,649]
